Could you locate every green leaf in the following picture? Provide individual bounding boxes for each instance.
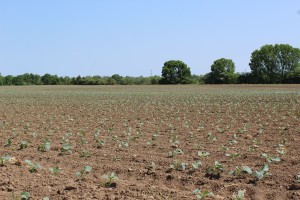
[84,165,92,172]
[242,166,252,174]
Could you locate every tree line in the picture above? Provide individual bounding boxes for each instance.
[1,44,299,85]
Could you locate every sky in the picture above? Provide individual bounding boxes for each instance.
[0,1,299,77]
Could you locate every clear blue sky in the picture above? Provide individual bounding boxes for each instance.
[0,1,299,77]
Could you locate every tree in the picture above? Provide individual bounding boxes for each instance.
[249,44,300,83]
[111,74,123,84]
[161,60,192,84]
[206,58,236,84]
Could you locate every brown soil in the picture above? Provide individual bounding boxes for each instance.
[0,85,299,200]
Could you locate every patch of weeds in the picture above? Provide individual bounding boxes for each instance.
[24,160,41,173]
[102,172,119,188]
[193,189,214,199]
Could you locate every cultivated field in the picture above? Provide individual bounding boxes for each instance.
[0,85,299,200]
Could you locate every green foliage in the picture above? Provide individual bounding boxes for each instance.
[206,161,224,179]
[19,141,28,150]
[254,164,269,180]
[102,172,119,187]
[76,165,92,177]
[249,44,300,83]
[193,189,214,199]
[205,58,236,84]
[261,153,281,163]
[24,160,41,173]
[38,138,51,152]
[49,166,63,175]
[20,192,30,200]
[161,60,192,84]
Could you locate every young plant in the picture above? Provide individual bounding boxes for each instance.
[254,164,269,181]
[80,149,91,157]
[205,161,224,179]
[169,160,187,171]
[24,160,41,173]
[225,152,240,160]
[60,143,72,155]
[198,151,210,157]
[76,165,92,177]
[20,191,30,200]
[38,138,51,152]
[192,160,202,170]
[19,140,28,150]
[295,174,300,183]
[96,139,105,148]
[119,141,129,148]
[193,189,214,199]
[4,138,11,147]
[49,166,63,175]
[261,153,281,163]
[232,190,246,200]
[0,154,11,166]
[102,172,119,188]
[228,166,252,177]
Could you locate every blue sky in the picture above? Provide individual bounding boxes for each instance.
[0,1,299,77]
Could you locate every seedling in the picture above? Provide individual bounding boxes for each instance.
[206,161,224,179]
[207,132,217,141]
[169,160,187,171]
[49,166,63,175]
[76,165,92,177]
[19,141,28,150]
[80,149,90,157]
[38,138,51,152]
[21,191,30,200]
[225,153,240,160]
[232,189,246,200]
[198,151,210,157]
[295,174,300,183]
[193,189,214,199]
[96,139,105,148]
[4,138,11,147]
[192,160,202,170]
[24,160,41,173]
[261,153,281,163]
[170,135,180,148]
[228,166,252,177]
[102,172,119,188]
[60,143,72,155]
[0,154,11,166]
[119,141,129,148]
[254,164,269,181]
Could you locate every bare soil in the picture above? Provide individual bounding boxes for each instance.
[0,85,299,199]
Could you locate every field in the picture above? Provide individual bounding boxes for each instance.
[0,85,300,200]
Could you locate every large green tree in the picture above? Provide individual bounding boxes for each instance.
[205,58,236,84]
[161,60,192,84]
[249,44,300,83]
